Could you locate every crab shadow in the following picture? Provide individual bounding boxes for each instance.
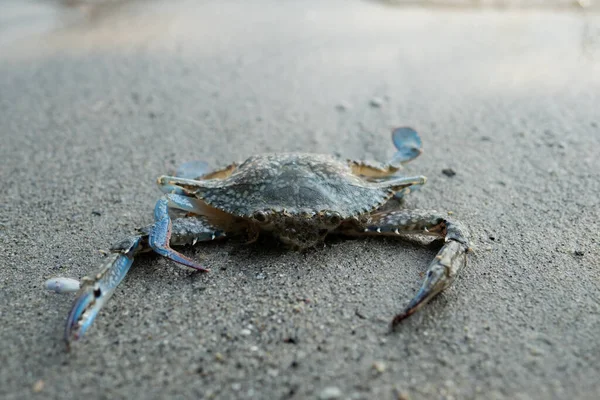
[222,232,444,277]
[126,225,445,290]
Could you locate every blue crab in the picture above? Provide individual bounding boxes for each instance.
[48,128,470,345]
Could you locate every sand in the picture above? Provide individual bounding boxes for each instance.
[1,1,599,398]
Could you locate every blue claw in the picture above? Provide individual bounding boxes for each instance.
[391,127,422,164]
[65,288,98,344]
[64,238,140,345]
[176,160,210,179]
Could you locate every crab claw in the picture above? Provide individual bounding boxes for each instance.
[390,265,448,326]
[65,284,99,344]
[65,237,140,345]
[391,127,422,164]
[390,240,466,329]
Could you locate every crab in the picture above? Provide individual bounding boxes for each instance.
[48,127,470,346]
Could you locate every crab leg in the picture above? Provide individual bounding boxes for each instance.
[63,215,225,345]
[149,196,211,271]
[349,127,423,178]
[64,236,142,345]
[346,209,470,329]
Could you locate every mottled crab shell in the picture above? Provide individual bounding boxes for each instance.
[195,153,395,219]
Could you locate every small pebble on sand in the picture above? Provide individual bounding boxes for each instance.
[442,168,456,177]
[33,380,44,393]
[369,97,383,108]
[319,386,342,399]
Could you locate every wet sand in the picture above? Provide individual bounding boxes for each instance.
[1,1,599,399]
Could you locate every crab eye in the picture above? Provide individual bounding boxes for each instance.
[253,211,268,222]
[325,212,342,226]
